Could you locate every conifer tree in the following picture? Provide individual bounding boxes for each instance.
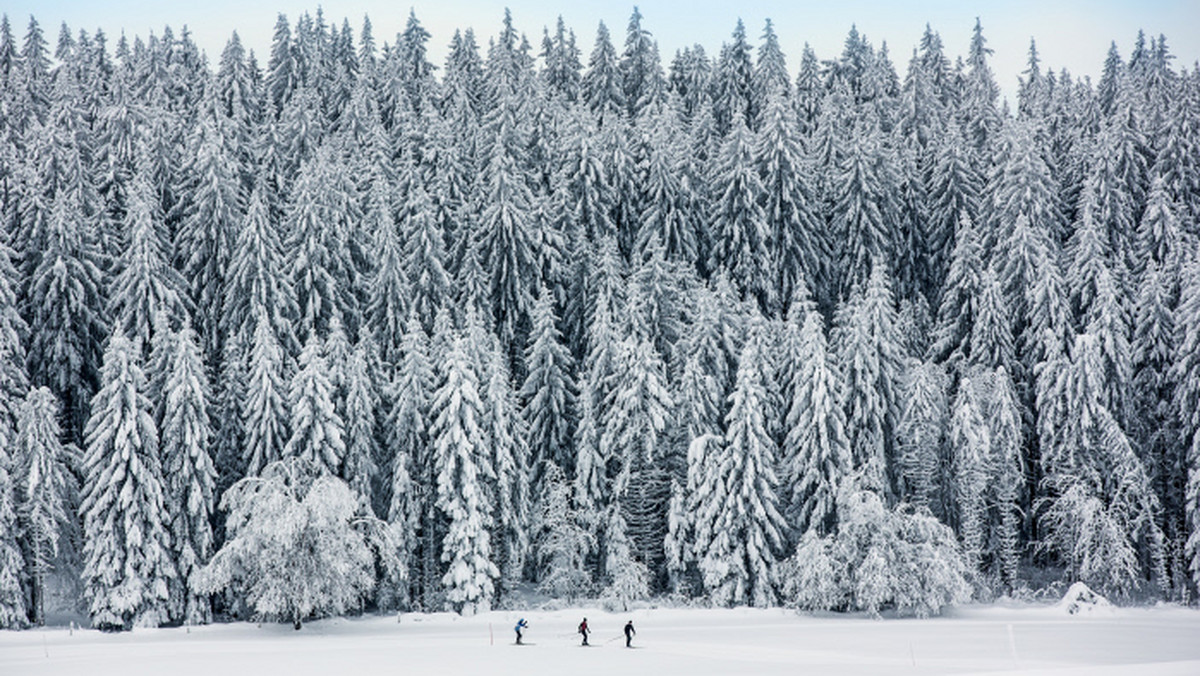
[160,322,215,625]
[711,112,770,306]
[224,178,297,361]
[27,192,108,446]
[341,340,379,509]
[80,333,174,630]
[620,6,662,118]
[482,339,529,593]
[430,336,498,613]
[782,308,851,537]
[583,22,624,126]
[242,311,289,477]
[895,360,948,511]
[176,115,240,364]
[520,288,575,477]
[931,213,983,368]
[385,313,434,607]
[1175,257,1200,594]
[284,335,345,476]
[0,399,28,628]
[949,372,990,572]
[699,326,786,607]
[109,160,190,349]
[14,387,75,626]
[836,260,904,499]
[832,127,900,298]
[756,91,825,310]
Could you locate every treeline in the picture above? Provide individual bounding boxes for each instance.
[0,6,1198,630]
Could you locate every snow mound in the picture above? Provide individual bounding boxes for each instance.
[1057,582,1113,615]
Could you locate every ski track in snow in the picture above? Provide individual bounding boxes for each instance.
[2,605,1199,676]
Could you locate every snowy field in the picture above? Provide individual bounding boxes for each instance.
[2,604,1199,676]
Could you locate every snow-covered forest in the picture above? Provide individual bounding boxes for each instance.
[0,5,1198,631]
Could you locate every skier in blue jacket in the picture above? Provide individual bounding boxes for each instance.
[514,618,528,645]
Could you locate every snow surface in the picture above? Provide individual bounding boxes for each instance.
[3,604,1199,676]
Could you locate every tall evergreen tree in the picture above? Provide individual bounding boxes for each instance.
[160,322,215,625]
[520,288,575,477]
[756,91,825,310]
[699,325,786,607]
[80,333,174,630]
[782,307,851,537]
[711,112,769,307]
[15,387,76,627]
[284,334,345,475]
[430,335,498,613]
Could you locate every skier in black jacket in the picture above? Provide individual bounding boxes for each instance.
[624,620,636,647]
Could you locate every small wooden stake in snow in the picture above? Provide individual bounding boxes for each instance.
[909,642,916,667]
[490,623,493,646]
[43,631,49,658]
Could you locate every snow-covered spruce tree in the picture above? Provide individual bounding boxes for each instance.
[930,212,983,368]
[429,335,498,614]
[583,21,625,127]
[286,149,360,343]
[1041,332,1164,596]
[984,121,1062,251]
[895,360,948,512]
[699,324,787,607]
[108,157,190,348]
[380,314,433,610]
[949,372,991,573]
[601,500,651,611]
[832,126,901,299]
[533,461,594,600]
[80,332,174,630]
[710,111,770,308]
[242,311,289,477]
[601,332,673,579]
[199,459,385,629]
[401,162,452,328]
[14,387,76,627]
[1176,255,1200,597]
[481,339,529,594]
[160,321,215,625]
[520,288,575,478]
[365,176,410,363]
[341,340,380,511]
[175,114,240,365]
[26,191,107,447]
[982,367,1024,591]
[635,100,697,266]
[756,90,825,311]
[0,410,26,628]
[925,124,981,297]
[476,130,538,353]
[284,334,345,476]
[223,178,298,362]
[835,259,904,500]
[782,307,852,538]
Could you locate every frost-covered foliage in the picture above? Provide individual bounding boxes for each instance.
[781,486,970,617]
[14,387,76,626]
[200,459,384,628]
[1,8,1196,621]
[80,333,174,630]
[533,463,593,599]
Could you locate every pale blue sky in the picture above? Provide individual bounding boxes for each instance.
[6,1,1199,102]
